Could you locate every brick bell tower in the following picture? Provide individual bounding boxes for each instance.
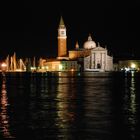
[57,16,67,57]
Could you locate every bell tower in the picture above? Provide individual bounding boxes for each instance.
[58,16,67,57]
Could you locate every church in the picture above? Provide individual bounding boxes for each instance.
[83,36,113,71]
[68,35,113,71]
[43,17,113,72]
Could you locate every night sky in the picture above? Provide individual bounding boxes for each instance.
[0,1,140,61]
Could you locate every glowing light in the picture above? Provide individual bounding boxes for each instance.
[131,63,136,69]
[77,72,81,76]
[0,78,14,138]
[42,66,45,70]
[125,67,130,71]
[1,63,7,68]
[71,69,74,71]
[15,69,22,72]
[31,67,36,70]
[59,64,63,70]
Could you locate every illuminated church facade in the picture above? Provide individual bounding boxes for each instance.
[43,17,113,72]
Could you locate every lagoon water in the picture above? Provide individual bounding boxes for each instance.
[0,72,140,140]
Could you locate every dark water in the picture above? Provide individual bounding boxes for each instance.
[0,72,140,140]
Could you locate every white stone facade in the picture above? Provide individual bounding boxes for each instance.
[84,44,113,71]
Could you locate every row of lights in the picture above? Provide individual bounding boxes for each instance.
[121,63,137,72]
[31,64,75,72]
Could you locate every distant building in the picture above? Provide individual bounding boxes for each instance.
[118,60,140,71]
[69,35,113,71]
[57,16,69,60]
[41,17,79,72]
[42,60,79,71]
[40,17,113,72]
[69,41,91,59]
[83,39,113,71]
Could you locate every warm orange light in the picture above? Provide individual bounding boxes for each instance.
[71,69,74,71]
[131,63,136,69]
[1,63,7,68]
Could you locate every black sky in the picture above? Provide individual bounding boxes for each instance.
[0,0,140,60]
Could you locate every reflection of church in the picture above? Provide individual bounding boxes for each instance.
[44,17,113,72]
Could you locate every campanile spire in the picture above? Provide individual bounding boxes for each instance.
[58,16,67,57]
[59,16,65,27]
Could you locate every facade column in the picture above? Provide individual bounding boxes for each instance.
[101,53,102,69]
[101,53,105,70]
[104,52,107,70]
[93,53,95,69]
[95,52,97,69]
[90,55,92,69]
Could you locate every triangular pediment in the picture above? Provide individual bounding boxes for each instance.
[92,46,106,51]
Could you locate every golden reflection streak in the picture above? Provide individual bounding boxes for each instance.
[56,75,76,135]
[0,73,14,138]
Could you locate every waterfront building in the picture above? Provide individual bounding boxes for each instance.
[68,35,113,71]
[118,60,140,71]
[57,16,69,60]
[83,38,113,71]
[43,60,79,72]
[1,16,113,72]
[41,17,78,72]
[69,41,91,59]
[43,17,113,72]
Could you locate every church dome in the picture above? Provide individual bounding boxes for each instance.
[83,35,96,49]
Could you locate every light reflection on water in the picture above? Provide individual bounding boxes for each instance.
[0,73,14,138]
[56,77,76,139]
[0,72,139,140]
[123,72,137,140]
